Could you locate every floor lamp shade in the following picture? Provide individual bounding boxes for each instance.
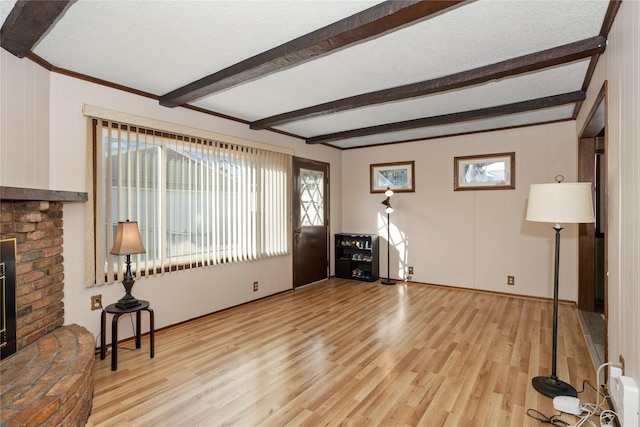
[526,183,595,224]
[526,181,594,398]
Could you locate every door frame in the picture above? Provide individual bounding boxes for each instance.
[578,137,596,311]
[577,81,608,364]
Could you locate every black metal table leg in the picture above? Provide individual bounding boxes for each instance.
[147,307,154,358]
[100,309,106,360]
[135,310,141,349]
[111,313,120,371]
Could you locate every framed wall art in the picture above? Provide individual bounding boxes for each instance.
[370,161,415,193]
[454,152,515,191]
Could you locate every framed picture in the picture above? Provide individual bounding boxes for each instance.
[454,152,515,191]
[370,161,415,193]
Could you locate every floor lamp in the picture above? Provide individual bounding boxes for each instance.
[526,177,594,398]
[381,188,396,285]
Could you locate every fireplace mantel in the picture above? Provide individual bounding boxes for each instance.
[0,186,87,202]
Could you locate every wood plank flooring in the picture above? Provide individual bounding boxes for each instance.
[87,278,598,426]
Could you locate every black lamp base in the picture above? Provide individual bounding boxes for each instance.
[116,295,140,309]
[381,279,396,285]
[532,376,577,398]
[116,259,140,309]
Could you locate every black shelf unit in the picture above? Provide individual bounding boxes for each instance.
[335,233,379,282]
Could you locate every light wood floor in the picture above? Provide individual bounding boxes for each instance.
[88,278,598,426]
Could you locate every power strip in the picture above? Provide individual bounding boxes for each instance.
[609,367,639,427]
[553,396,583,415]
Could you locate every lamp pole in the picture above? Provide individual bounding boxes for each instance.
[531,225,575,397]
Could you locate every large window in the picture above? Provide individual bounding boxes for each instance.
[91,119,290,284]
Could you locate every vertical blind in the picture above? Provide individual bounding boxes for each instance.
[91,119,291,285]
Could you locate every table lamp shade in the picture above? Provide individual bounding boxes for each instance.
[110,221,145,255]
[526,183,595,224]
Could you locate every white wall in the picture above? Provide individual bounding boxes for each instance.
[0,49,343,346]
[0,50,49,187]
[576,0,640,385]
[342,121,580,301]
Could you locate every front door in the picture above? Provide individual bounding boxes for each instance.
[292,157,329,288]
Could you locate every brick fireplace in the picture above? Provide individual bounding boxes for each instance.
[0,186,95,426]
[0,187,87,355]
[1,200,65,358]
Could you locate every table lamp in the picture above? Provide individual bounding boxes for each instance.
[110,220,146,308]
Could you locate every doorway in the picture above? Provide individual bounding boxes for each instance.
[578,83,608,371]
[292,157,329,288]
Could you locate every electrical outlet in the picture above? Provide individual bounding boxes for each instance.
[91,294,103,310]
[507,276,515,285]
[408,266,414,275]
[253,281,258,292]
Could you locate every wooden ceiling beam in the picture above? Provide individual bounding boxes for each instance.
[572,0,621,119]
[159,0,465,108]
[252,36,606,130]
[306,91,586,145]
[0,0,74,58]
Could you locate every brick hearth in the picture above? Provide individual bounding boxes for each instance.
[0,324,94,426]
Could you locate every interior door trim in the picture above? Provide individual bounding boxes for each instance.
[577,80,608,367]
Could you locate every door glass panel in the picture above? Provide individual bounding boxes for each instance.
[300,168,324,226]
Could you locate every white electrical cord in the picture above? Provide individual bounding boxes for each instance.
[567,362,621,427]
[527,362,622,427]
[571,403,597,427]
[599,409,617,427]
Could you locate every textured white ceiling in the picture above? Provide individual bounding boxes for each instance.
[193,0,607,119]
[271,60,590,137]
[2,0,612,149]
[32,0,380,95]
[0,0,18,26]
[334,105,577,149]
